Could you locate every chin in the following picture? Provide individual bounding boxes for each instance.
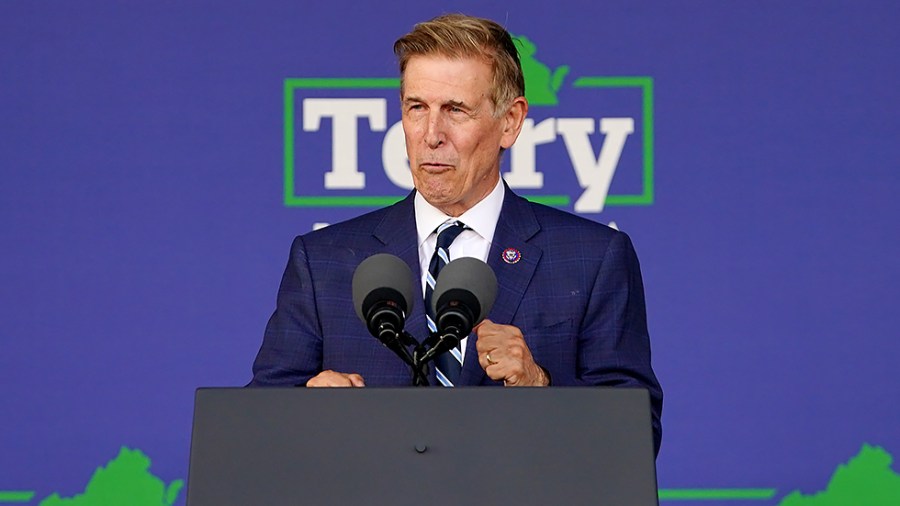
[415,178,451,199]
[420,190,453,205]
[420,188,462,208]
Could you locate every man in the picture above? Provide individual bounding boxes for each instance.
[250,14,662,453]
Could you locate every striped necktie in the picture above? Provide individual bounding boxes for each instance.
[424,221,467,387]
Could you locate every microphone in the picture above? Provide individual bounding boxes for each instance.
[422,257,498,362]
[351,254,416,357]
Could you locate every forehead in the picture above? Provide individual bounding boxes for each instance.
[401,55,493,102]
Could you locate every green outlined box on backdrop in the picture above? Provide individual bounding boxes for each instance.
[283,77,654,208]
[571,76,654,206]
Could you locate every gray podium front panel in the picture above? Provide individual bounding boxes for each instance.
[187,387,658,506]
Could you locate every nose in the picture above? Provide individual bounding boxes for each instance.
[424,112,444,149]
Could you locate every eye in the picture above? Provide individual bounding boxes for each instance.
[405,102,425,113]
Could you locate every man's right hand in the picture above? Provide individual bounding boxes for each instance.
[306,370,366,387]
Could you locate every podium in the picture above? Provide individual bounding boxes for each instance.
[186,387,658,505]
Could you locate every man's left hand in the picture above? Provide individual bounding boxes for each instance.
[475,319,549,386]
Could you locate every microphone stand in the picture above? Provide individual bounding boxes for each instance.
[378,327,430,387]
[404,330,463,387]
[417,330,462,366]
[399,330,430,387]
[390,318,466,386]
[392,330,451,387]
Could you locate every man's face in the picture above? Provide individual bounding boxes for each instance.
[401,55,526,216]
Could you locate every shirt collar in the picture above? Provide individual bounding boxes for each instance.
[414,178,505,247]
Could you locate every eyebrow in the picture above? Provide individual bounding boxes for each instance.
[445,99,470,110]
[403,96,473,110]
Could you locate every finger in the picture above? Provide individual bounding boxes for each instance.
[473,318,494,332]
[480,348,509,377]
[483,359,517,382]
[475,336,497,355]
[476,321,525,345]
[478,339,523,368]
[492,354,548,387]
[475,322,506,353]
[482,360,504,380]
[347,374,366,387]
[484,350,532,385]
[478,350,497,371]
[306,370,354,387]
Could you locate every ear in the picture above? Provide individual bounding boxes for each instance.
[500,97,529,149]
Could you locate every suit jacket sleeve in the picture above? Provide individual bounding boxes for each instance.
[577,230,662,454]
[248,235,323,386]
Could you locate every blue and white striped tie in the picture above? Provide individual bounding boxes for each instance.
[424,221,467,387]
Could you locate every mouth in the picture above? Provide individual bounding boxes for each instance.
[419,163,454,173]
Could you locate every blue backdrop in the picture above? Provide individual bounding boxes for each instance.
[2,1,898,504]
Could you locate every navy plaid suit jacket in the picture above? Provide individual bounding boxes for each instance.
[250,185,663,452]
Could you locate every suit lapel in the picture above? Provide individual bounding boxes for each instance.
[460,186,542,385]
[372,191,428,337]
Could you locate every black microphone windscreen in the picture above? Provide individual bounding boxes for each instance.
[430,257,497,323]
[351,253,416,322]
